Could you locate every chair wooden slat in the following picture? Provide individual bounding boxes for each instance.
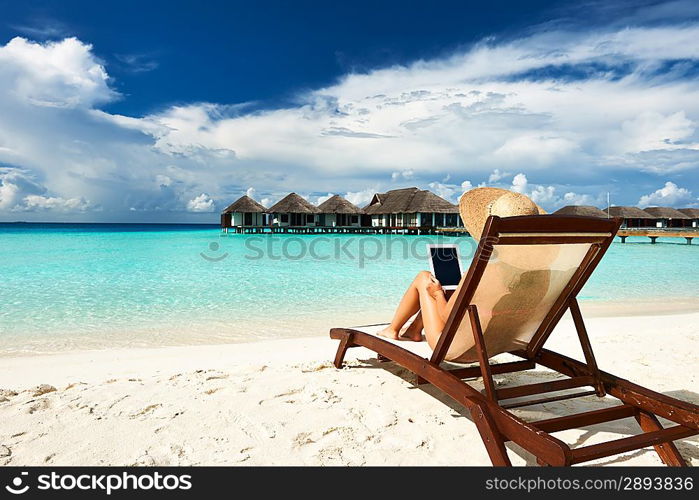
[531,405,637,433]
[496,376,595,401]
[500,390,597,409]
[571,425,695,464]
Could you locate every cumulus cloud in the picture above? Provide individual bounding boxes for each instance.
[186,193,215,212]
[0,166,91,212]
[508,173,601,209]
[638,181,695,207]
[0,37,115,108]
[344,188,377,207]
[21,194,90,212]
[2,2,699,221]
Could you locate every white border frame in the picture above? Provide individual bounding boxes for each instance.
[426,243,463,291]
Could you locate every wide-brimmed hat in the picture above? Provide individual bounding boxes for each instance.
[459,187,546,240]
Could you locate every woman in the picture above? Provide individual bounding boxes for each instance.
[378,270,455,343]
[379,187,545,349]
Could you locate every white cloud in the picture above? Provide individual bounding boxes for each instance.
[561,191,601,206]
[344,188,376,207]
[488,169,510,183]
[638,181,694,207]
[21,194,90,212]
[0,166,91,212]
[425,181,457,203]
[493,135,579,168]
[391,169,414,181]
[511,173,528,194]
[0,168,42,209]
[186,193,215,212]
[619,111,696,152]
[509,173,602,210]
[245,186,256,199]
[0,37,115,108]
[315,192,334,205]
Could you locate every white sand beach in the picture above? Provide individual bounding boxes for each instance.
[0,307,697,466]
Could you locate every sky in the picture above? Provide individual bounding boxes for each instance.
[0,0,698,222]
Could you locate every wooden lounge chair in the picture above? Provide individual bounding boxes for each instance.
[330,215,699,466]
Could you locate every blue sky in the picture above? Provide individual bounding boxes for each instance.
[1,0,564,116]
[0,0,698,222]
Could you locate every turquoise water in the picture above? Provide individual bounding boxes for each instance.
[1,223,698,354]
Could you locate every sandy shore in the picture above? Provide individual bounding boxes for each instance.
[0,308,697,466]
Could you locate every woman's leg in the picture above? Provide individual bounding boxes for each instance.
[418,287,459,348]
[402,312,424,341]
[378,271,432,340]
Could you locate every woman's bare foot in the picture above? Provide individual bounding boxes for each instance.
[399,321,423,341]
[377,326,400,340]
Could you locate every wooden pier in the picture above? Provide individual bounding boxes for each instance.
[221,225,698,243]
[222,225,468,236]
[617,228,699,244]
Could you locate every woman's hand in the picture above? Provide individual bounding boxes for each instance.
[426,275,444,299]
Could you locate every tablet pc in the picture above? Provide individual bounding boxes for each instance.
[427,244,463,291]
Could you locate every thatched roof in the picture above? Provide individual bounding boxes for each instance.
[364,187,458,214]
[268,193,320,214]
[317,195,364,214]
[554,205,608,218]
[221,195,267,214]
[678,208,699,218]
[604,206,654,219]
[643,206,691,219]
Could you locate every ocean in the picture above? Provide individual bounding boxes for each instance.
[1,222,698,354]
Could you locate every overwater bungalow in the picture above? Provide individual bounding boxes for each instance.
[553,205,608,218]
[643,206,692,228]
[268,192,320,227]
[220,195,267,230]
[604,206,655,228]
[679,208,699,228]
[316,194,364,227]
[363,187,460,229]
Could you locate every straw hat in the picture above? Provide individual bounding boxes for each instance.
[459,187,546,240]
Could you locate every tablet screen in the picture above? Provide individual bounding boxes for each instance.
[429,246,462,287]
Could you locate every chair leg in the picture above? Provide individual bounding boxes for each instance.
[468,305,498,402]
[469,403,512,466]
[635,410,687,466]
[333,333,354,368]
[569,298,605,396]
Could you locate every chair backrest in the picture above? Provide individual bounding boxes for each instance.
[430,215,622,364]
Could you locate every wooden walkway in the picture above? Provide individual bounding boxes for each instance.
[617,229,699,244]
[222,225,467,235]
[220,225,698,243]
